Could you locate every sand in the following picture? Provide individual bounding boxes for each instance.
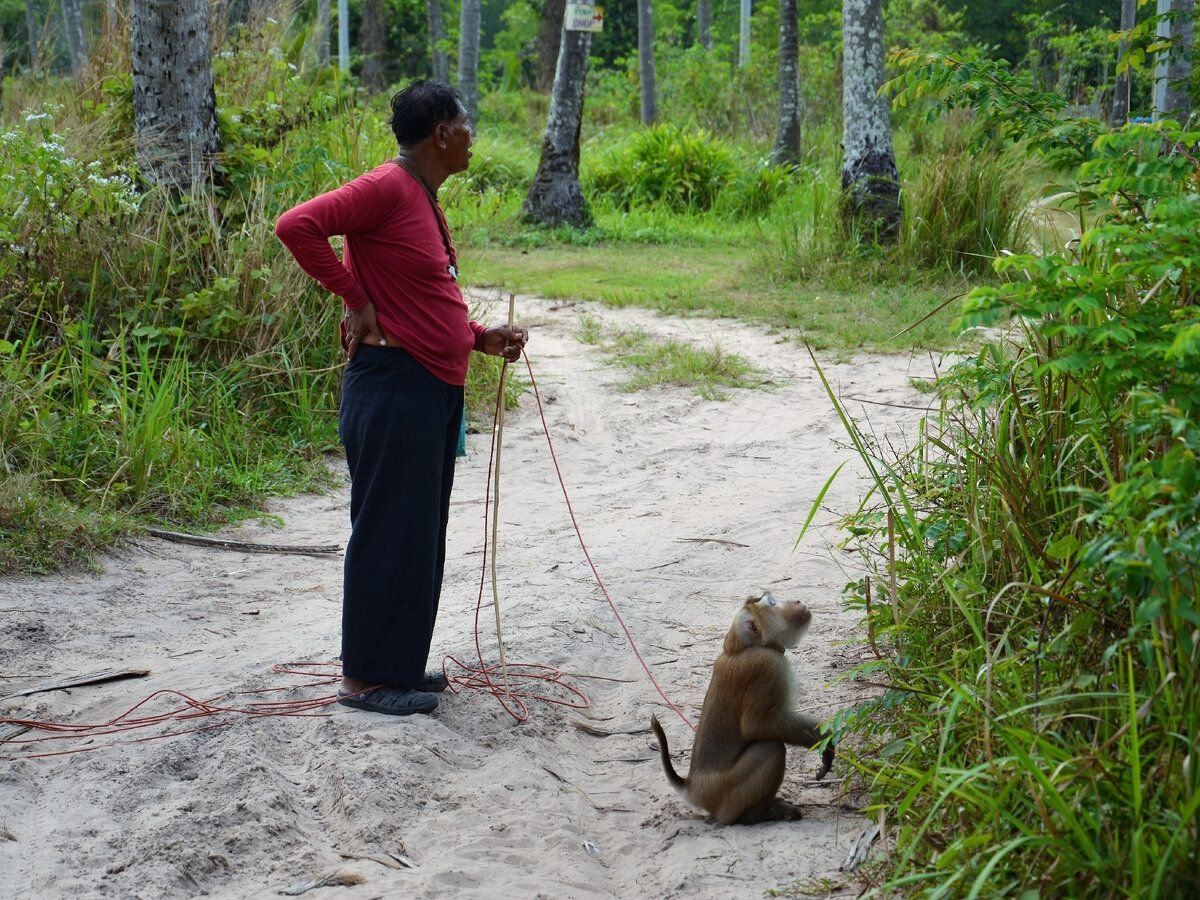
[0,293,940,898]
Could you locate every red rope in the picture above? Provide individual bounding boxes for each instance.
[518,352,695,733]
[0,663,342,760]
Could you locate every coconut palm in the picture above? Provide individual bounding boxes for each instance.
[840,0,901,240]
[523,26,593,228]
[131,0,219,190]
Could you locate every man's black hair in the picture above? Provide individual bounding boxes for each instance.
[389,80,463,146]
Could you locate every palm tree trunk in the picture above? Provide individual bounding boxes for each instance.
[24,0,40,72]
[338,0,349,72]
[1154,0,1194,121]
[459,0,481,127]
[1110,0,1136,126]
[841,0,901,240]
[316,0,330,66]
[738,0,751,67]
[535,0,566,91]
[61,0,87,75]
[131,0,220,191]
[772,0,801,165]
[523,27,593,228]
[697,0,712,50]
[360,0,385,93]
[638,0,658,124]
[428,0,448,82]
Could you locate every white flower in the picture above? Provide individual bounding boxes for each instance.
[24,112,51,124]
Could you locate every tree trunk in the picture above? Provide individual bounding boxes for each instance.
[523,27,593,228]
[24,0,40,72]
[338,0,349,72]
[360,0,385,93]
[427,0,448,82]
[458,0,481,127]
[1110,0,1136,126]
[1154,0,1194,122]
[535,0,566,91]
[61,0,87,75]
[131,0,220,191]
[638,0,658,124]
[738,0,751,67]
[841,0,901,241]
[697,0,712,50]
[772,0,801,165]
[316,0,330,66]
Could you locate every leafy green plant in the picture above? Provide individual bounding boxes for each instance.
[586,124,737,213]
[826,55,1200,897]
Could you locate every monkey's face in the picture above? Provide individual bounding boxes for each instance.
[731,593,812,651]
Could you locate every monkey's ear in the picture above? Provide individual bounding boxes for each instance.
[740,615,762,646]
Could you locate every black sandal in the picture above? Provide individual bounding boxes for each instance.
[409,671,449,693]
[337,685,439,716]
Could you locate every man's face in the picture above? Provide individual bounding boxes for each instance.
[439,107,473,174]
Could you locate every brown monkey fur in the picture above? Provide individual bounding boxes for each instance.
[650,593,834,825]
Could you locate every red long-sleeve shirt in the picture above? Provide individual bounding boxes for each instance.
[275,161,486,385]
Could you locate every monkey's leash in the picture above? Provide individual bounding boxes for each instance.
[446,294,694,731]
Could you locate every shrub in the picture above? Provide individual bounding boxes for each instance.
[715,160,796,218]
[586,124,737,212]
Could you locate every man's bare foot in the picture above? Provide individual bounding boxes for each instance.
[341,676,376,695]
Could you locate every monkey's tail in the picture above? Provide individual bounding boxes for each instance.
[650,714,687,790]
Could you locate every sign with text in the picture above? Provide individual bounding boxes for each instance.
[564,3,604,32]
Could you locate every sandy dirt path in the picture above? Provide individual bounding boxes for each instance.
[1,294,939,898]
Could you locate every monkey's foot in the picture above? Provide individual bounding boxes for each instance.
[765,798,805,821]
[730,797,805,825]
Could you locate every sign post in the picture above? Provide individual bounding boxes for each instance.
[564,3,604,32]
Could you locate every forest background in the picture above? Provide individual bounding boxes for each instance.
[1,0,1198,896]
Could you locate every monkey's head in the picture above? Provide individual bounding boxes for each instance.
[724,592,812,654]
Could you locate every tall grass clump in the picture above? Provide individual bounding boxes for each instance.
[826,54,1200,896]
[900,111,1031,274]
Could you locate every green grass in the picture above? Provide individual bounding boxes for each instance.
[576,315,763,400]
[465,241,964,351]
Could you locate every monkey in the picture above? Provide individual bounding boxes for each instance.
[650,592,834,825]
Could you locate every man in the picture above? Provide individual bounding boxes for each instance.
[276,80,527,715]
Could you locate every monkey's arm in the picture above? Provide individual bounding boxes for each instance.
[741,692,835,779]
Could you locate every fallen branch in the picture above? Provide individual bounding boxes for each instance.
[144,528,341,556]
[571,721,651,738]
[338,850,414,870]
[1,667,149,702]
[677,537,750,548]
[278,871,364,896]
